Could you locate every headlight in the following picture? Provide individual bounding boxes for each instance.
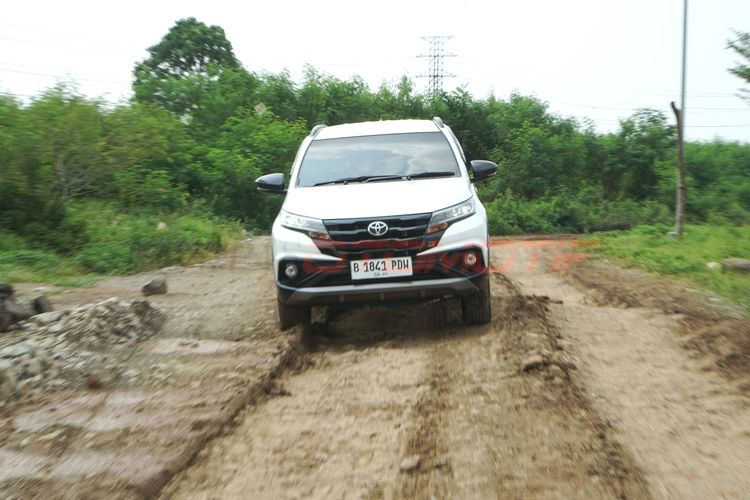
[427,199,475,233]
[280,210,331,240]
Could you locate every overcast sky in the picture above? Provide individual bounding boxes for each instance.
[2,0,749,141]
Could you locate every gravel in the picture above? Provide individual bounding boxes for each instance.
[0,298,165,404]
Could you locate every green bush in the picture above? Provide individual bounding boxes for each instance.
[0,200,240,281]
[61,200,239,274]
[591,200,670,232]
[484,190,670,235]
[0,250,62,268]
[22,216,88,255]
[0,249,90,285]
[0,231,25,252]
[114,166,188,210]
[72,243,139,274]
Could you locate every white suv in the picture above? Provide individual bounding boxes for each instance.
[256,118,497,329]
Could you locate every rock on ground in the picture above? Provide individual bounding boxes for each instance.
[0,302,10,333]
[143,276,168,296]
[31,295,54,314]
[4,296,33,323]
[721,258,750,273]
[31,310,69,326]
[400,455,421,472]
[521,354,546,372]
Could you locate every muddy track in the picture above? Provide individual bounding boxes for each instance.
[504,240,750,499]
[10,237,747,498]
[161,249,648,499]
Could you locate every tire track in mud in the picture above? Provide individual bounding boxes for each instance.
[395,272,649,499]
[396,335,456,498]
[514,243,750,499]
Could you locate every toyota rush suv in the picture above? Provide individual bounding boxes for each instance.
[256,118,497,329]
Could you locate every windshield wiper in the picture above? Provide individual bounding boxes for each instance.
[404,171,457,180]
[313,175,403,186]
[312,171,455,186]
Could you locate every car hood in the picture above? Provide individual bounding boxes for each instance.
[282,177,473,220]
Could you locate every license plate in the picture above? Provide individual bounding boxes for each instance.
[350,257,413,280]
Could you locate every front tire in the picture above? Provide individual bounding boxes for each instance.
[277,291,310,330]
[462,274,491,325]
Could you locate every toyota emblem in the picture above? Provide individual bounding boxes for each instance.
[367,221,388,236]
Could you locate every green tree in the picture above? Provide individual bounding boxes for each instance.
[202,110,307,228]
[25,85,106,201]
[297,66,377,127]
[601,109,674,200]
[254,71,300,122]
[0,87,95,251]
[728,30,750,101]
[102,103,193,206]
[0,94,41,231]
[133,17,241,114]
[482,94,586,200]
[375,76,427,120]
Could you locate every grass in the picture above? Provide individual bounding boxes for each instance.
[0,250,100,287]
[0,201,242,287]
[585,224,750,312]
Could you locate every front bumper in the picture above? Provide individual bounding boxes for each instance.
[272,208,490,307]
[279,273,485,306]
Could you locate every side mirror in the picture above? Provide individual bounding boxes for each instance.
[256,173,286,194]
[470,160,497,182]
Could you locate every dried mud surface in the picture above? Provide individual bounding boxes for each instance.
[507,240,750,499]
[5,237,750,499]
[162,243,648,500]
[1,238,301,499]
[565,258,750,384]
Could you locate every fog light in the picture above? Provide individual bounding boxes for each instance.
[284,263,299,279]
[464,253,477,266]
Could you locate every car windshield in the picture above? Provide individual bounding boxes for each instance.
[296,132,461,187]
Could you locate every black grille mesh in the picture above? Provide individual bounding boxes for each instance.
[321,213,432,258]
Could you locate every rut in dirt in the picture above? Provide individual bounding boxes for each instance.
[502,240,750,500]
[160,262,646,499]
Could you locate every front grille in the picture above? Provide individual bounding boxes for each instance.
[321,213,433,259]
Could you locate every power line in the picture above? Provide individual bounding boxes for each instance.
[686,124,750,128]
[0,35,135,58]
[0,66,130,85]
[417,36,455,97]
[0,21,138,50]
[463,59,738,98]
[553,100,749,113]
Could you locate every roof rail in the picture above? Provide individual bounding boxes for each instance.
[432,116,445,128]
[310,124,327,138]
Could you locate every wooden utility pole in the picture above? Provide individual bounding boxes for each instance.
[671,101,686,237]
[671,0,688,237]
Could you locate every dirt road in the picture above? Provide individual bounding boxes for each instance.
[1,238,297,498]
[161,238,750,499]
[4,237,750,499]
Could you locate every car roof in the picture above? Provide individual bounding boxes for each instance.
[313,119,441,140]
